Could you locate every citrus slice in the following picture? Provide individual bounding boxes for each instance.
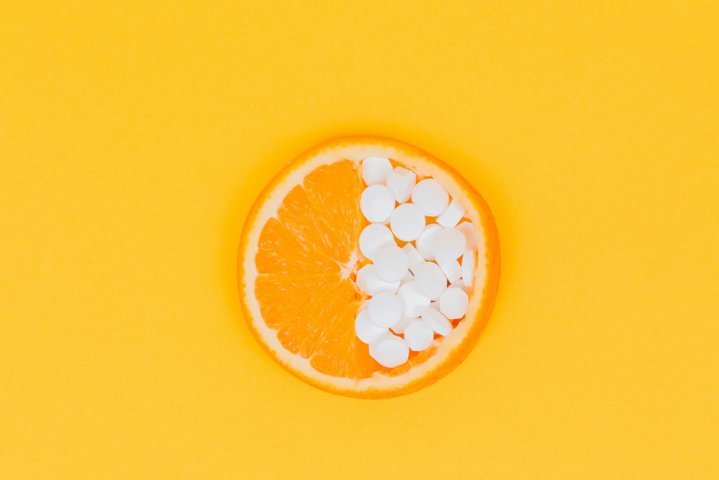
[237,136,499,398]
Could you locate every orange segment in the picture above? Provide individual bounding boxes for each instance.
[256,218,338,275]
[255,160,376,378]
[302,161,364,255]
[238,137,500,398]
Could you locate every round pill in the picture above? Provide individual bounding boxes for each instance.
[416,224,442,260]
[373,244,409,282]
[438,286,469,320]
[404,320,434,351]
[436,198,465,228]
[397,281,431,317]
[362,156,393,185]
[421,307,452,336]
[367,292,403,328]
[439,258,462,285]
[461,250,476,287]
[390,316,414,335]
[456,221,478,249]
[430,227,466,261]
[360,184,395,223]
[411,179,449,216]
[390,203,426,241]
[355,264,400,295]
[359,223,394,260]
[403,243,424,271]
[401,270,414,286]
[370,334,410,368]
[386,167,417,203]
[355,309,388,344]
[412,261,447,300]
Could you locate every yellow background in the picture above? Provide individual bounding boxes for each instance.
[1,1,718,478]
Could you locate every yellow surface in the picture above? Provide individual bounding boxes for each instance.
[1,1,718,478]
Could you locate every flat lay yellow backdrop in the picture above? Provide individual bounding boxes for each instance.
[1,1,718,478]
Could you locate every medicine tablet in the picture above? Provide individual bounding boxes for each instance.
[359,223,394,260]
[360,184,395,223]
[439,259,462,285]
[404,320,434,351]
[420,307,452,336]
[355,309,388,344]
[412,261,447,300]
[397,281,431,317]
[438,286,469,320]
[367,292,403,328]
[411,179,449,216]
[402,243,424,271]
[390,203,426,241]
[390,316,413,335]
[456,221,478,249]
[416,224,442,260]
[401,271,414,286]
[362,156,393,185]
[386,167,416,203]
[374,244,409,282]
[430,227,466,261]
[356,264,400,295]
[436,198,465,228]
[461,250,476,287]
[370,334,410,368]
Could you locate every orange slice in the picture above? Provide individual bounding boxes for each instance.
[237,136,500,398]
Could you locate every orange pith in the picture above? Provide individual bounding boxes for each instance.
[238,137,500,398]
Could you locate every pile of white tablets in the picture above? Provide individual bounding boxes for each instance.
[355,156,478,368]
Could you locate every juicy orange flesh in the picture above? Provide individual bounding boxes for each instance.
[254,160,440,378]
